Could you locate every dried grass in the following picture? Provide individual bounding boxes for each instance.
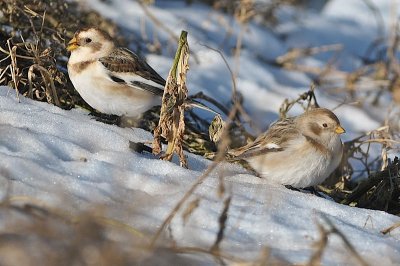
[308,214,369,266]
[0,197,230,266]
[191,0,306,26]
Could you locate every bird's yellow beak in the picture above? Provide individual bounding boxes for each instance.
[335,125,346,134]
[67,37,79,51]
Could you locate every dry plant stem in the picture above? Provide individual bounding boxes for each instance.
[381,222,400,235]
[232,0,255,103]
[211,196,231,252]
[172,246,247,264]
[200,43,258,143]
[276,44,343,65]
[361,138,400,145]
[5,195,146,240]
[28,64,60,106]
[202,41,258,137]
[0,53,11,63]
[0,45,35,60]
[7,40,20,100]
[93,215,146,239]
[258,44,345,81]
[152,31,189,168]
[0,65,11,83]
[182,198,200,225]
[233,23,243,82]
[199,44,257,129]
[279,87,319,119]
[379,115,390,170]
[149,156,222,248]
[200,44,238,103]
[319,214,369,266]
[149,151,225,248]
[150,105,239,248]
[308,222,329,266]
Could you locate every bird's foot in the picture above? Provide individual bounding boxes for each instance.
[285,185,325,197]
[90,112,121,125]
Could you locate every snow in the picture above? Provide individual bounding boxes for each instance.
[1,86,399,265]
[1,0,400,264]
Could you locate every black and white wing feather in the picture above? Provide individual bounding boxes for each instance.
[99,48,165,96]
[100,48,220,115]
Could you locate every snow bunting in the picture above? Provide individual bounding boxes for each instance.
[230,108,345,188]
[67,27,209,118]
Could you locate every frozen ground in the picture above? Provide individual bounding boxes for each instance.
[1,86,399,265]
[1,0,400,265]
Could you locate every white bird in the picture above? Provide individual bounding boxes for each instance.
[230,108,345,188]
[67,27,213,119]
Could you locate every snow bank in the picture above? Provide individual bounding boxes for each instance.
[1,87,399,265]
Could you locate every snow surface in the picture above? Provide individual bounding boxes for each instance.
[1,85,400,264]
[0,87,399,264]
[1,0,400,264]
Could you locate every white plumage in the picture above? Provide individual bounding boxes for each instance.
[67,27,165,118]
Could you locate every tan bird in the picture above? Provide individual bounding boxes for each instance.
[230,108,345,188]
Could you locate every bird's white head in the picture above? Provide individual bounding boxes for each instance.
[296,108,345,147]
[67,27,115,64]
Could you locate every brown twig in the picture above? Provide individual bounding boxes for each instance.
[7,40,20,100]
[308,222,329,266]
[276,44,343,65]
[316,214,369,266]
[150,101,240,247]
[211,196,231,252]
[28,64,60,106]
[381,222,400,235]
[182,198,200,225]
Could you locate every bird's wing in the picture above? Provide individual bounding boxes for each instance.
[99,48,166,96]
[230,117,300,159]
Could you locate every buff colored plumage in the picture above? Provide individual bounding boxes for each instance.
[230,108,345,188]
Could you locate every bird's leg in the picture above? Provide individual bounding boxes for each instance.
[285,185,324,197]
[285,185,301,192]
[89,112,121,125]
[129,141,154,154]
[303,186,325,197]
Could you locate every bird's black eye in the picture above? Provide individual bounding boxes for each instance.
[85,38,92,43]
[322,123,328,128]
